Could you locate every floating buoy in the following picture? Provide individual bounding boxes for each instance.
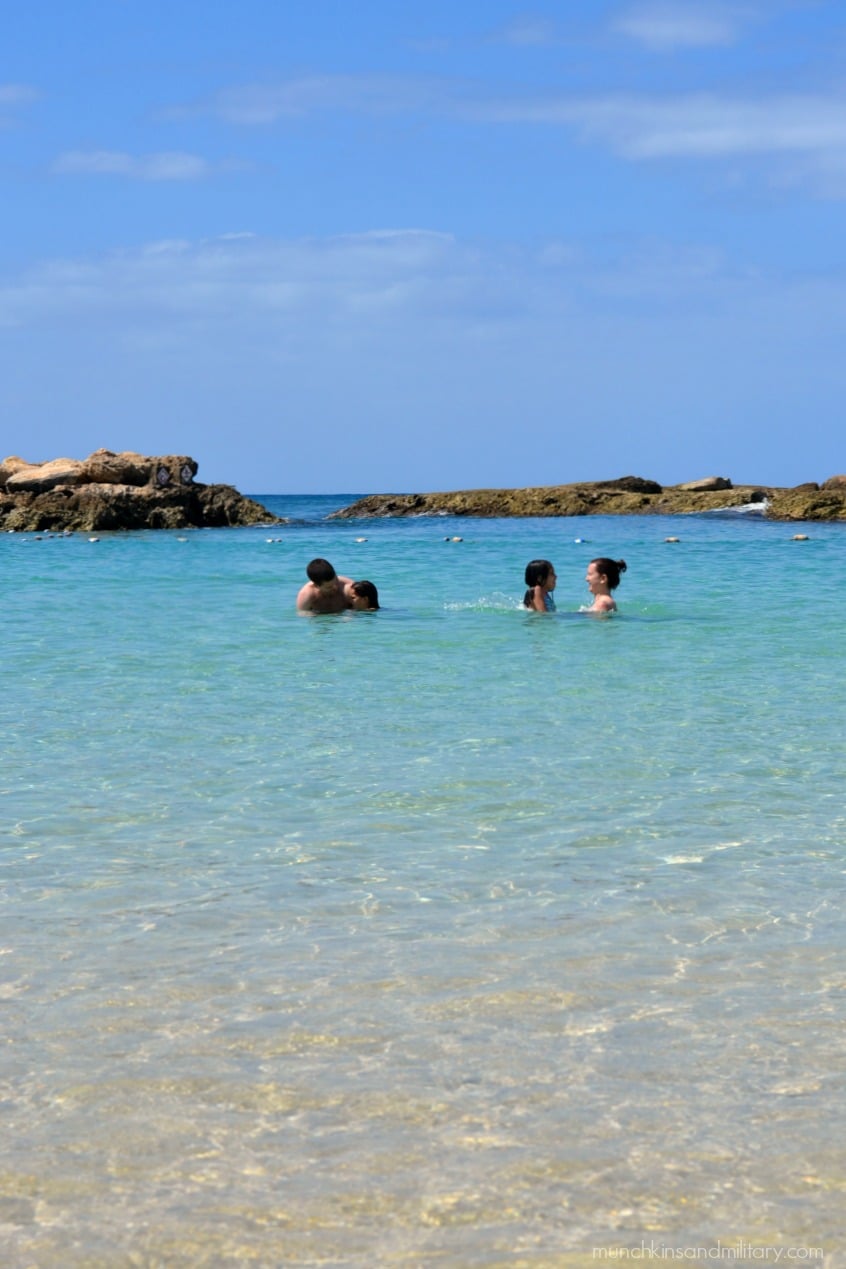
[665,536,680,543]
[792,533,809,541]
[451,536,463,542]
[88,537,99,543]
[355,537,368,543]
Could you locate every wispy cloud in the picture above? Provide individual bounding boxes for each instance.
[154,67,846,204]
[584,93,846,160]
[470,91,846,162]
[0,83,37,104]
[0,231,470,328]
[187,70,846,166]
[203,75,443,125]
[497,17,562,47]
[3,229,844,490]
[612,3,746,50]
[53,150,213,180]
[0,83,37,125]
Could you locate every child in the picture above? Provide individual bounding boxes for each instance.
[583,557,626,614]
[523,559,557,612]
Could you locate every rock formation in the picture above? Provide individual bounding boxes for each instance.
[676,476,733,492]
[331,476,846,522]
[0,450,282,532]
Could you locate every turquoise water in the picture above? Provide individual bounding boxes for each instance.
[2,499,844,1266]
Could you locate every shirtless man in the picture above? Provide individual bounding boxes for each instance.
[296,558,353,613]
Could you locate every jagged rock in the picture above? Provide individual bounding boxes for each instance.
[193,483,272,527]
[0,450,281,532]
[331,478,846,523]
[5,458,85,492]
[766,487,846,521]
[0,456,31,487]
[594,476,663,494]
[677,476,733,492]
[81,449,156,486]
[332,482,729,519]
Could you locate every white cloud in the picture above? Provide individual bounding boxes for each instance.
[581,93,846,159]
[181,70,846,181]
[207,75,443,125]
[53,150,212,180]
[0,231,469,329]
[612,3,745,50]
[472,92,846,162]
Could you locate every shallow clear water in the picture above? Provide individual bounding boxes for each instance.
[2,500,845,1266]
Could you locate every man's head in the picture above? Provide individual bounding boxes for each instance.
[306,558,337,586]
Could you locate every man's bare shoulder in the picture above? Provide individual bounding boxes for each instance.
[296,582,319,611]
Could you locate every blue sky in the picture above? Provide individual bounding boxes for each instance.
[3,0,846,493]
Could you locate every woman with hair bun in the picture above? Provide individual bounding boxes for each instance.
[346,579,380,610]
[583,557,626,615]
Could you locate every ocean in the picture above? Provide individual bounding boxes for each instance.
[2,495,844,1267]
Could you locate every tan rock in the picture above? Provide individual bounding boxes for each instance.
[677,476,732,492]
[821,475,846,489]
[81,449,154,486]
[5,458,84,492]
[0,450,281,531]
[0,456,31,488]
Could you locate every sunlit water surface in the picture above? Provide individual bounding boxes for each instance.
[2,499,845,1266]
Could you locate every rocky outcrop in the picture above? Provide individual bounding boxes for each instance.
[765,486,846,522]
[0,450,282,532]
[593,476,663,494]
[676,476,732,492]
[331,476,846,522]
[4,457,86,492]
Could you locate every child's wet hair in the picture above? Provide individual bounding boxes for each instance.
[524,559,554,588]
[524,559,554,608]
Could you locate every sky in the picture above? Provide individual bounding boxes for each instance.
[3,0,846,493]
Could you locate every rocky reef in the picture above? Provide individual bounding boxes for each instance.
[0,450,282,532]
[331,475,846,523]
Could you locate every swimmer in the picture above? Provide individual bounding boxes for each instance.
[346,579,380,610]
[583,557,626,615]
[523,559,557,612]
[296,558,353,613]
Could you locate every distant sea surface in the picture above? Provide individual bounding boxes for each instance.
[3,495,845,1265]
